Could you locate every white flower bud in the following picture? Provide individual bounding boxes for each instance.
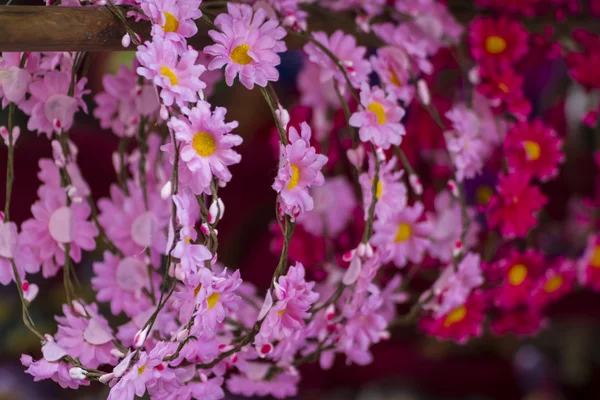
[69,367,87,380]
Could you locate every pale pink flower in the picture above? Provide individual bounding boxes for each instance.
[370,47,414,103]
[0,221,39,285]
[139,0,202,43]
[227,365,299,399]
[204,3,286,89]
[371,202,432,268]
[359,155,407,221]
[0,52,37,107]
[272,122,328,217]
[350,83,406,149]
[171,238,212,278]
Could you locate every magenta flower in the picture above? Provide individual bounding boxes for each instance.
[304,30,372,88]
[94,61,159,137]
[296,176,356,238]
[371,202,433,268]
[350,83,406,149]
[504,119,564,182]
[490,306,545,337]
[22,70,89,138]
[487,173,547,239]
[136,35,206,107]
[359,155,407,222]
[204,3,286,90]
[532,259,575,308]
[272,122,328,217]
[21,185,98,277]
[55,302,117,369]
[168,101,242,194]
[139,0,202,43]
[469,17,529,67]
[91,252,157,317]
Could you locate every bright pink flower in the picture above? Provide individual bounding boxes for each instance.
[469,17,528,67]
[532,259,575,308]
[272,122,328,217]
[477,66,532,121]
[444,104,487,181]
[21,185,98,277]
[489,306,545,337]
[296,176,356,238]
[0,221,39,285]
[359,155,407,222]
[91,252,157,317]
[420,291,486,344]
[136,36,206,107]
[139,0,202,42]
[22,70,89,138]
[94,61,159,137]
[168,101,242,194]
[204,3,286,90]
[504,120,564,182]
[370,47,414,103]
[577,235,600,291]
[304,30,371,89]
[98,182,170,259]
[371,202,433,268]
[55,302,117,369]
[487,173,547,239]
[349,83,406,149]
[567,30,600,90]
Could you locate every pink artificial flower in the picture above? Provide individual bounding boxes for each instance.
[91,252,157,317]
[349,83,406,149]
[193,268,242,334]
[504,119,564,182]
[394,0,464,47]
[469,17,529,67]
[444,104,486,182]
[21,185,98,277]
[256,262,319,346]
[37,158,90,199]
[136,36,206,107]
[94,61,159,137]
[577,234,600,291]
[0,221,39,285]
[371,23,433,74]
[420,291,486,344]
[204,3,286,90]
[22,70,89,138]
[296,176,356,238]
[168,101,242,194]
[172,188,200,238]
[487,173,547,239]
[371,202,433,268]
[567,30,600,90]
[489,306,545,337]
[115,307,177,349]
[55,302,117,368]
[304,30,372,89]
[22,340,90,389]
[272,122,328,217]
[98,182,170,259]
[227,366,299,399]
[532,259,575,308]
[370,47,414,103]
[139,0,202,42]
[487,248,545,309]
[477,65,532,121]
[0,52,37,107]
[257,0,308,30]
[171,237,212,279]
[359,155,407,222]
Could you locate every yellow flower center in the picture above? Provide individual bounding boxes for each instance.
[287,164,300,190]
[544,275,563,293]
[138,364,146,376]
[476,185,493,206]
[163,12,179,33]
[207,292,220,310]
[160,66,178,86]
[192,132,216,157]
[230,44,253,65]
[508,263,527,286]
[389,69,402,87]
[485,35,507,54]
[523,140,541,161]
[591,246,600,268]
[278,308,285,316]
[498,82,509,93]
[367,102,386,125]
[394,223,412,243]
[444,305,467,327]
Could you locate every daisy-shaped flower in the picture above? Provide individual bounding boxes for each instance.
[504,119,564,182]
[371,202,433,268]
[171,235,212,279]
[136,35,206,107]
[194,268,243,334]
[350,83,406,149]
[91,252,158,317]
[272,122,328,217]
[140,0,202,43]
[21,185,98,278]
[97,182,170,260]
[55,302,117,369]
[477,65,532,121]
[487,173,547,239]
[469,17,529,66]
[370,47,414,103]
[359,155,407,222]
[168,101,242,194]
[532,259,575,308]
[304,30,372,89]
[204,3,286,90]
[577,234,600,291]
[22,70,89,138]
[94,61,159,137]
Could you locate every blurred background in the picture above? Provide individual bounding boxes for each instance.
[1,37,600,400]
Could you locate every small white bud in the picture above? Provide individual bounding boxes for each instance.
[417,79,431,106]
[134,326,150,349]
[121,33,131,48]
[69,367,87,380]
